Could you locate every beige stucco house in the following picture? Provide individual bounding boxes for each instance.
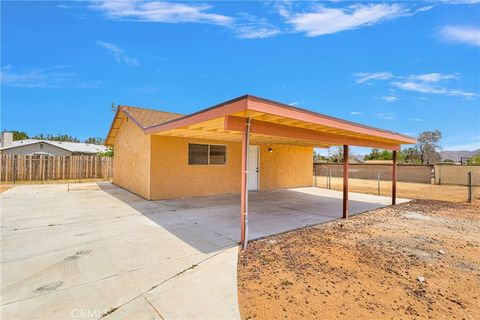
[105,95,415,245]
[105,102,313,201]
[105,94,415,199]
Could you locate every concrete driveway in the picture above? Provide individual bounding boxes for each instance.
[1,182,407,319]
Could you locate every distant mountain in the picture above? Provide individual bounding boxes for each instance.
[440,149,479,162]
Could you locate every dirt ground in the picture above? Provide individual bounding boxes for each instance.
[0,179,108,193]
[0,184,13,193]
[315,177,479,202]
[238,200,480,320]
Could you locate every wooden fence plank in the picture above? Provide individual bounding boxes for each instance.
[0,155,113,182]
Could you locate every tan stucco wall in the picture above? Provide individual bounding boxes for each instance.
[434,165,480,186]
[112,118,151,199]
[149,136,242,199]
[149,136,314,200]
[259,144,313,190]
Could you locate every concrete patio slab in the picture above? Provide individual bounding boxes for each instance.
[1,182,407,320]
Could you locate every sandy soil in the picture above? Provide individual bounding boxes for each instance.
[238,200,480,320]
[315,177,479,202]
[1,179,108,193]
[0,184,14,193]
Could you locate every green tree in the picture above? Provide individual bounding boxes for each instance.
[467,153,480,165]
[97,148,114,157]
[400,147,421,164]
[417,130,442,164]
[364,148,393,161]
[10,130,29,140]
[84,137,105,145]
[31,133,80,142]
[329,147,343,163]
[327,147,358,163]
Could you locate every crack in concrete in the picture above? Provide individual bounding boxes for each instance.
[97,245,236,319]
[142,296,165,320]
[0,250,212,307]
[194,223,239,245]
[7,213,137,232]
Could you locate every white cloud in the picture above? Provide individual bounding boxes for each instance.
[96,41,139,66]
[392,79,477,98]
[236,25,281,39]
[350,111,362,115]
[353,72,393,84]
[289,101,303,106]
[380,95,399,102]
[439,25,480,47]
[90,1,281,39]
[355,71,478,99]
[439,0,480,4]
[90,0,232,26]
[1,65,77,88]
[374,113,396,120]
[408,73,458,82]
[410,118,423,122]
[283,3,419,37]
[392,81,446,94]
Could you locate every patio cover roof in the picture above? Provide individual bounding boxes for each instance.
[105,95,416,150]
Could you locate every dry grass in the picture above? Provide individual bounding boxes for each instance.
[238,200,480,320]
[314,177,479,202]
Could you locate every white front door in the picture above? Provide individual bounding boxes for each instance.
[248,145,259,190]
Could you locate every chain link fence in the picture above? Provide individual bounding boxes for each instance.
[313,163,479,202]
[314,163,433,184]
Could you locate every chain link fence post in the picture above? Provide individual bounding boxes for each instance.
[325,167,328,188]
[377,171,380,195]
[467,171,472,203]
[328,168,332,189]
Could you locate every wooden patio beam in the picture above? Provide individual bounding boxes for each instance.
[343,145,349,219]
[224,116,401,151]
[392,150,397,205]
[246,96,416,144]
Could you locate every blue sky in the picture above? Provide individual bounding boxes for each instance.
[1,1,479,154]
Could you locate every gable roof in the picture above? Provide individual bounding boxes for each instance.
[0,139,108,154]
[122,106,184,129]
[105,95,416,150]
[105,106,184,146]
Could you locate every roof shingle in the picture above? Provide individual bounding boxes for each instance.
[121,106,184,129]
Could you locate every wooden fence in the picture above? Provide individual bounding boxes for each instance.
[0,155,113,182]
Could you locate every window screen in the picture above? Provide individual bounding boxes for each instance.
[188,144,208,165]
[209,145,226,165]
[188,144,227,165]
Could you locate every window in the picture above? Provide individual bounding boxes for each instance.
[40,143,44,149]
[188,143,226,165]
[209,145,227,165]
[188,144,208,165]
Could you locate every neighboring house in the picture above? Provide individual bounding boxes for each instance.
[105,95,415,201]
[0,132,108,156]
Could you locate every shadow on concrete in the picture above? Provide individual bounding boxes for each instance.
[96,182,390,254]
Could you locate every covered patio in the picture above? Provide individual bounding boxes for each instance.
[135,95,416,248]
[98,183,409,254]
